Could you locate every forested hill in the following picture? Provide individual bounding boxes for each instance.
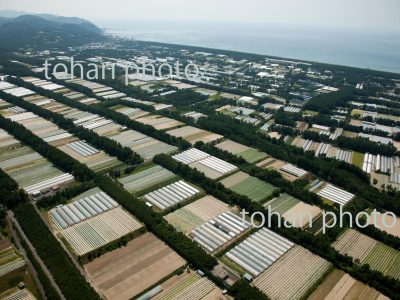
[0,14,106,50]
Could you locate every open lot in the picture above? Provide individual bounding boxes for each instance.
[84,233,186,300]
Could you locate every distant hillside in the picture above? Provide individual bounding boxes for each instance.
[0,13,106,50]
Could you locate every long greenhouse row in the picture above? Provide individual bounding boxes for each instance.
[12,80,177,160]
[0,128,75,198]
[225,227,294,276]
[254,246,332,300]
[118,165,176,194]
[191,211,251,253]
[60,207,143,256]
[173,148,238,179]
[143,180,200,210]
[317,183,355,206]
[164,195,232,233]
[50,191,119,229]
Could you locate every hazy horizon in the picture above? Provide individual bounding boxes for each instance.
[1,0,399,73]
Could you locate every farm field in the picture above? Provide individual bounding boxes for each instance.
[308,269,389,300]
[264,193,322,228]
[220,171,277,203]
[164,195,233,233]
[136,114,183,130]
[316,183,355,206]
[0,129,74,197]
[215,139,268,163]
[152,272,226,300]
[1,102,122,172]
[173,148,238,179]
[84,233,186,300]
[333,229,400,280]
[112,105,149,119]
[257,158,309,182]
[0,244,26,278]
[142,180,201,210]
[17,89,177,160]
[118,165,177,194]
[50,188,143,256]
[225,228,294,276]
[254,245,332,300]
[167,125,223,144]
[369,211,400,237]
[190,211,251,253]
[107,129,177,160]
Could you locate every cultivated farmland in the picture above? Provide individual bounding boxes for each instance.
[143,180,201,210]
[225,227,294,276]
[113,105,149,120]
[369,211,400,238]
[84,233,186,300]
[136,114,183,130]
[316,183,355,206]
[107,129,177,160]
[50,188,143,256]
[153,272,226,300]
[173,148,238,179]
[190,211,251,253]
[0,129,74,198]
[333,229,400,280]
[309,269,389,300]
[118,165,177,194]
[264,193,322,228]
[1,102,122,172]
[215,139,268,163]
[220,171,277,203]
[167,125,223,144]
[164,195,233,233]
[254,245,332,300]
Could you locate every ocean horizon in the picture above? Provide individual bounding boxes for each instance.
[98,20,400,74]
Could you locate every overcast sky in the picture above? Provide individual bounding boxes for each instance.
[1,0,399,32]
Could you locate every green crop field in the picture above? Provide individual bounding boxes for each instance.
[238,148,268,164]
[264,193,300,215]
[364,243,400,280]
[231,176,277,203]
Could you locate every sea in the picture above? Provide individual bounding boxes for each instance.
[98,21,400,74]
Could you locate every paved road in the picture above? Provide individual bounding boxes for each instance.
[7,210,66,300]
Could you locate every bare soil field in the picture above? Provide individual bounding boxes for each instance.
[215,140,249,154]
[369,211,400,238]
[282,202,322,228]
[308,269,389,300]
[84,233,186,300]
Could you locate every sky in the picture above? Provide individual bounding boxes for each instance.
[0,0,399,33]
